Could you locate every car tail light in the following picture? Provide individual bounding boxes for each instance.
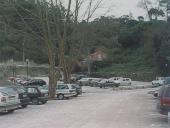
[161,98,170,106]
[1,97,7,102]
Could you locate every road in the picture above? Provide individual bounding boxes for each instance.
[0,87,168,128]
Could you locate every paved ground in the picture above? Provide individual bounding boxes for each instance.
[132,81,151,86]
[0,87,168,128]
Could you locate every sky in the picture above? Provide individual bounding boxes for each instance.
[87,0,146,19]
[61,0,166,21]
[65,0,147,20]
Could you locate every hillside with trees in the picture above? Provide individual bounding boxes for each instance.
[0,0,170,95]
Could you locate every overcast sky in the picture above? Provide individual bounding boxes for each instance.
[88,0,146,19]
[64,0,147,20]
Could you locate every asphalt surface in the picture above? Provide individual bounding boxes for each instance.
[0,87,168,128]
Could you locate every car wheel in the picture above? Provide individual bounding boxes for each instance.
[21,104,28,108]
[74,93,78,97]
[41,101,47,104]
[32,98,39,105]
[153,92,158,97]
[58,94,64,100]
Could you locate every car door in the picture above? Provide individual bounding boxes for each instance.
[27,87,39,99]
[120,78,126,86]
[124,79,129,86]
[56,84,69,94]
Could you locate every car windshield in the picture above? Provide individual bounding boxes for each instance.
[38,86,48,92]
[0,87,17,95]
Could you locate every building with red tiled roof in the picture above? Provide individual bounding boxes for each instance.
[90,50,107,61]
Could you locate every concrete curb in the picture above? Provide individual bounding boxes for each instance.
[113,84,154,91]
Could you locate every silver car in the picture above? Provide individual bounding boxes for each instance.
[0,87,20,113]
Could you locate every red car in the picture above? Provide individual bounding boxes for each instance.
[157,85,170,115]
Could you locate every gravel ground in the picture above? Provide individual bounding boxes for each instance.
[0,87,168,128]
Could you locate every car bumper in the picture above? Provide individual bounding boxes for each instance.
[64,93,76,97]
[157,103,170,115]
[0,103,19,112]
[38,97,48,102]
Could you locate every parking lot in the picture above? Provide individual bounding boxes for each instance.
[0,86,168,128]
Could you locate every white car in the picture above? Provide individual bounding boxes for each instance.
[108,77,122,83]
[152,77,165,86]
[77,78,93,86]
[56,84,77,100]
[15,78,22,83]
[0,87,20,113]
[98,79,109,84]
[57,81,64,84]
[114,78,132,86]
[89,78,102,87]
[96,79,107,87]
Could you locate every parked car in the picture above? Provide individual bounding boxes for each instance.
[56,84,77,100]
[71,84,82,96]
[114,78,132,86]
[152,77,165,87]
[41,84,78,100]
[108,77,122,83]
[15,78,22,84]
[20,80,29,85]
[26,79,47,86]
[0,86,20,113]
[57,81,64,84]
[89,78,102,87]
[97,79,115,88]
[157,85,170,115]
[9,77,16,82]
[25,86,48,105]
[77,78,93,86]
[10,86,30,108]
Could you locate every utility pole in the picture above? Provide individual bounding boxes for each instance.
[22,37,26,65]
[26,59,29,80]
[87,49,91,76]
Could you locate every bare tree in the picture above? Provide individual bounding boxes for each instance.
[37,0,57,98]
[138,0,152,20]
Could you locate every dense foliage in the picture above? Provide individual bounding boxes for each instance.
[0,0,170,77]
